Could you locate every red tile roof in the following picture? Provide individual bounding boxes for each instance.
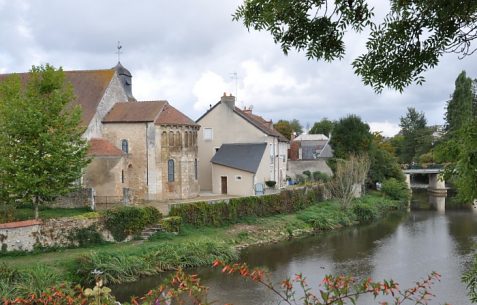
[155,103,198,126]
[0,219,42,229]
[234,107,288,142]
[103,101,198,127]
[88,138,123,157]
[102,101,167,123]
[0,69,117,127]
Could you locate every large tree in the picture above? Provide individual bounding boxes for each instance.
[234,0,477,92]
[436,71,477,202]
[445,71,475,135]
[309,118,335,137]
[273,120,294,140]
[330,114,372,159]
[398,107,433,164]
[0,65,90,218]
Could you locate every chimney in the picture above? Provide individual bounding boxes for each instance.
[221,93,235,109]
[243,106,252,115]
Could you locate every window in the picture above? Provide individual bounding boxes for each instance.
[203,128,213,141]
[168,159,175,182]
[194,159,198,180]
[121,139,129,154]
[161,131,167,146]
[235,175,242,181]
[121,170,125,183]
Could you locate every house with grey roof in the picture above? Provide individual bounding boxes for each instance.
[210,143,268,196]
[196,94,289,196]
[287,133,333,178]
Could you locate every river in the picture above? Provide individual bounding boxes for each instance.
[114,190,477,304]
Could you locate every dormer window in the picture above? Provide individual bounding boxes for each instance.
[121,139,129,154]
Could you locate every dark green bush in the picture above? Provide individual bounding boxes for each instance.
[302,170,312,179]
[102,206,162,241]
[352,202,379,223]
[68,225,104,247]
[169,187,324,227]
[312,171,330,182]
[381,178,411,202]
[159,216,182,233]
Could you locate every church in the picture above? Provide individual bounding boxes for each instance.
[0,63,200,203]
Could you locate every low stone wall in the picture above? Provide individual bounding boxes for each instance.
[287,160,332,178]
[0,216,114,252]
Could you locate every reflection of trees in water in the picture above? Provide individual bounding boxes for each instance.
[446,212,477,256]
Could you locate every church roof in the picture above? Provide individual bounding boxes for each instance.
[102,101,167,122]
[88,138,123,157]
[103,101,199,127]
[0,69,117,127]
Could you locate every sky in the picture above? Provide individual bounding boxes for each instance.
[1,1,477,137]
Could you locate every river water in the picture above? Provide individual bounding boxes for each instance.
[114,190,477,304]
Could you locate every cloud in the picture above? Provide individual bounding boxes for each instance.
[369,121,401,137]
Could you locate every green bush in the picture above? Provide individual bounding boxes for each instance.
[159,216,182,233]
[102,206,162,241]
[312,171,330,182]
[297,202,355,230]
[352,202,379,223]
[381,178,411,202]
[169,187,324,227]
[68,225,105,247]
[302,170,312,179]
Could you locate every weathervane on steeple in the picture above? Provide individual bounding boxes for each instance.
[116,41,123,63]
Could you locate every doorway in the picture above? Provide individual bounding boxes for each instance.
[221,176,227,194]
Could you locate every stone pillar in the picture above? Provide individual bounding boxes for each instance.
[405,174,411,189]
[428,173,447,196]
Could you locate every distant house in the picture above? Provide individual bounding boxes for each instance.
[196,94,289,196]
[289,134,333,161]
[0,63,200,203]
[288,133,333,178]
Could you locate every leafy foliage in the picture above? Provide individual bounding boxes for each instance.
[398,107,433,164]
[169,187,324,227]
[68,225,105,247]
[0,65,90,217]
[273,119,303,139]
[235,0,477,92]
[102,206,162,241]
[381,178,411,202]
[330,115,372,159]
[309,118,335,137]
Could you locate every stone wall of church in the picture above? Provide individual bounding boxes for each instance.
[83,157,125,200]
[84,75,129,139]
[158,125,200,200]
[102,123,149,200]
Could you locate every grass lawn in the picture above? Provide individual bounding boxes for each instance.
[1,206,93,223]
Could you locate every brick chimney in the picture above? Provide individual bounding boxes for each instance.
[221,93,235,109]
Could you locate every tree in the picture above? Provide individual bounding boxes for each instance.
[368,133,404,185]
[445,71,475,135]
[398,107,433,164]
[234,0,477,92]
[273,120,294,140]
[309,118,335,137]
[0,64,90,218]
[329,115,372,159]
[289,119,303,135]
[436,71,477,202]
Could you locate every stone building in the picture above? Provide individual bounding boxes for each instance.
[196,94,289,196]
[0,63,200,203]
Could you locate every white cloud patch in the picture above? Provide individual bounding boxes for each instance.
[193,71,231,112]
[369,121,401,137]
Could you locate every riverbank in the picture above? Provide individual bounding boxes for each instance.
[0,193,404,299]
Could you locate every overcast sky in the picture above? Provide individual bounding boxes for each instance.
[1,0,477,136]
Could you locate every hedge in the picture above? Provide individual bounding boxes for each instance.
[169,186,324,227]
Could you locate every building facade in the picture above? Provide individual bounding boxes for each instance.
[196,94,288,195]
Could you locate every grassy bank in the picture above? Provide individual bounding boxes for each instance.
[0,193,404,298]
